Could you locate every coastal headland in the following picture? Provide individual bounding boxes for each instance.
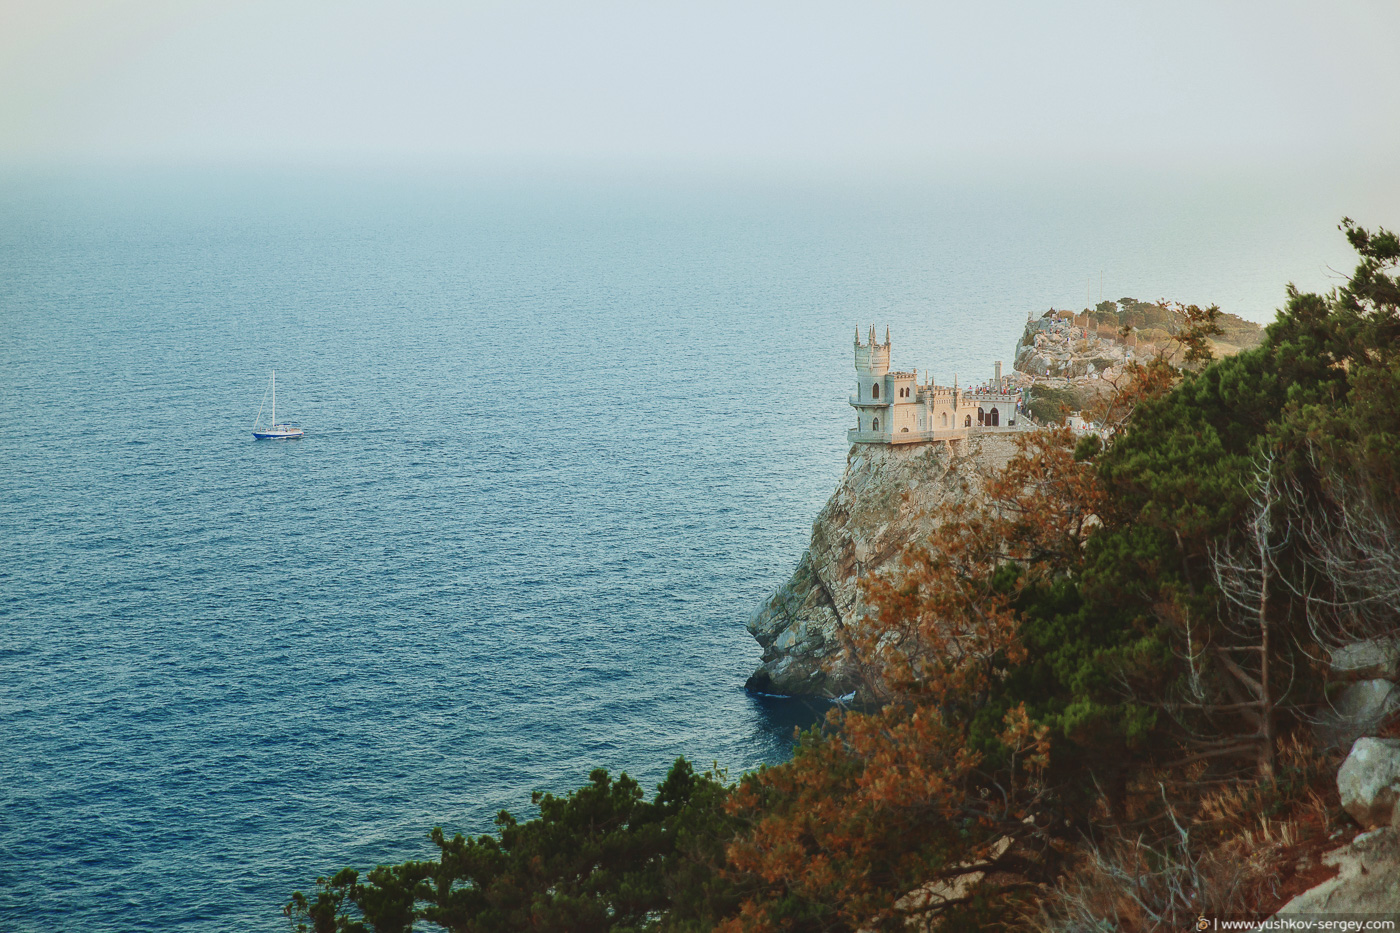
[747,302,1264,698]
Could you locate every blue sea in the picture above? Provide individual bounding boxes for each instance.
[0,165,1387,931]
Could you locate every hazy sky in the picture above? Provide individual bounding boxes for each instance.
[2,0,1399,171]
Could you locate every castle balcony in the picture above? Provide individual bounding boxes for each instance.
[851,395,924,408]
[848,426,975,445]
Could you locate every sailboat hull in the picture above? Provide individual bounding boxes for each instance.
[253,427,304,439]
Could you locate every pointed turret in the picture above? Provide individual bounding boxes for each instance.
[854,324,891,382]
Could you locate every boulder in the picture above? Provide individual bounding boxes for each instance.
[1331,638,1400,682]
[1337,737,1400,830]
[1316,679,1400,750]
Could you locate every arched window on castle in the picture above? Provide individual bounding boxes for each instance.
[872,383,880,399]
[964,415,972,427]
[977,407,985,425]
[941,412,948,427]
[989,407,999,426]
[872,417,880,431]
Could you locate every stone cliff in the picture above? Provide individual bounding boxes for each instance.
[746,299,1264,700]
[1013,301,1264,423]
[745,432,1025,698]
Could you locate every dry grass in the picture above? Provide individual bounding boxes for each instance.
[1032,737,1351,933]
[1032,808,1263,932]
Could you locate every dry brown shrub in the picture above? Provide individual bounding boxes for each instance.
[1034,738,1344,933]
[1033,803,1262,933]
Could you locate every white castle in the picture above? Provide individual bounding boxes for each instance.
[849,325,1022,445]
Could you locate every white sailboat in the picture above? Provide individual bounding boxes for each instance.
[252,371,304,439]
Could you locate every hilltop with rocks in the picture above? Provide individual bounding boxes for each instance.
[1014,298,1263,422]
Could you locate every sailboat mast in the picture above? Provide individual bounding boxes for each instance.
[271,370,276,427]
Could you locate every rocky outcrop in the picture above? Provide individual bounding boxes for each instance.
[745,432,1025,698]
[1332,639,1400,682]
[1317,680,1400,751]
[1014,313,1136,383]
[1317,636,1400,750]
[1338,737,1400,830]
[1013,304,1263,424]
[1259,742,1400,925]
[1268,828,1400,919]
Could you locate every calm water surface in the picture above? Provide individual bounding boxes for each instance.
[0,168,1378,931]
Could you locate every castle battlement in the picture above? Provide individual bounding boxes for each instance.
[848,327,1025,445]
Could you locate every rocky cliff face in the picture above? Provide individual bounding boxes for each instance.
[1013,313,1136,383]
[1012,303,1265,423]
[745,432,1025,698]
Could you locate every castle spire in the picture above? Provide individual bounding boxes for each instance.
[869,324,876,346]
[885,325,890,347]
[854,326,861,346]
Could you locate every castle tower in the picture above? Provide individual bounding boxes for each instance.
[854,324,890,379]
[852,325,893,438]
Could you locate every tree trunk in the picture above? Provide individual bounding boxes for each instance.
[1257,535,1275,778]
